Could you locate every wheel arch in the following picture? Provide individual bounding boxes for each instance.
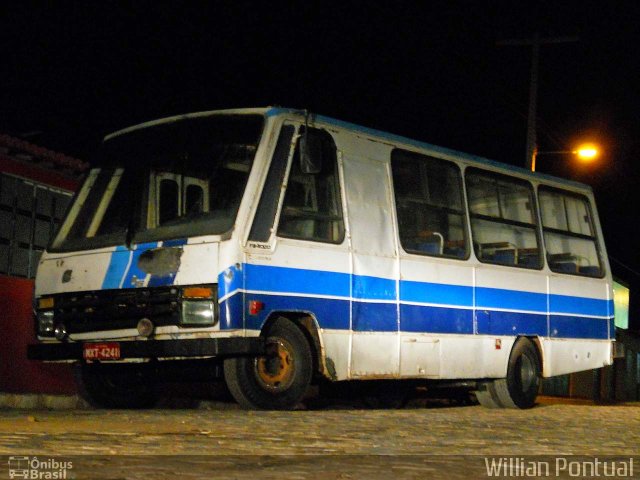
[260,311,330,381]
[480,335,543,409]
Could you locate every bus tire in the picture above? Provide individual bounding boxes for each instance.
[492,338,541,409]
[224,317,313,410]
[474,383,504,408]
[75,363,157,409]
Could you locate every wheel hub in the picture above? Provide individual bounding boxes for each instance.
[519,355,536,390]
[255,338,296,392]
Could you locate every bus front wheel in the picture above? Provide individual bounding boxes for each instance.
[224,317,313,410]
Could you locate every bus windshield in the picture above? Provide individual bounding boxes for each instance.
[51,114,264,251]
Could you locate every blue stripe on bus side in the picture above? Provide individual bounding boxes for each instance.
[218,263,612,340]
[101,245,131,290]
[549,294,610,317]
[162,238,188,248]
[219,290,244,330]
[353,275,396,300]
[146,274,176,287]
[242,264,611,317]
[609,318,616,339]
[401,280,473,307]
[476,286,547,312]
[223,289,611,339]
[475,309,548,336]
[401,304,474,334]
[242,293,351,331]
[245,263,351,298]
[218,264,244,302]
[353,301,397,331]
[550,315,610,339]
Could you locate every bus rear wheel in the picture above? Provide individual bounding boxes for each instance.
[475,338,541,409]
[224,317,313,410]
[474,383,503,408]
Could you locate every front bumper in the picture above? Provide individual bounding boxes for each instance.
[27,337,265,362]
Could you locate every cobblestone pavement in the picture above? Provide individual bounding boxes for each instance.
[1,399,638,479]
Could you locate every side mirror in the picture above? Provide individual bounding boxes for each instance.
[299,133,323,174]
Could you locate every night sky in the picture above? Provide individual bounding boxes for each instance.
[2,2,640,299]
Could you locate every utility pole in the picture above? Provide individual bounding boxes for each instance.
[497,34,579,171]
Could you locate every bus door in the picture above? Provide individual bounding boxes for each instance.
[391,151,473,379]
[245,123,352,377]
[343,146,400,378]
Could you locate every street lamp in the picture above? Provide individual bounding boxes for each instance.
[531,143,600,172]
[573,144,598,161]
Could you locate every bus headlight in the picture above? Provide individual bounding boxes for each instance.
[180,300,216,326]
[37,311,55,336]
[180,285,217,327]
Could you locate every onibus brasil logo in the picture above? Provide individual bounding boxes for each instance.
[8,457,73,479]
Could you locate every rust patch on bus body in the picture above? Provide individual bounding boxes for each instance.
[137,247,183,276]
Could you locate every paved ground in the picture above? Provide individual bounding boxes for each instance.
[0,396,638,479]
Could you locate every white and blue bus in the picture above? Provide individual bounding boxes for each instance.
[28,107,614,409]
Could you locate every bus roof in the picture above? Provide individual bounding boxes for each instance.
[105,106,592,192]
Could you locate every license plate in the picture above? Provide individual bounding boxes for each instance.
[83,342,121,360]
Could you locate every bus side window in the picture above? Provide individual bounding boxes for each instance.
[277,128,345,244]
[391,150,468,259]
[539,188,602,277]
[466,169,541,269]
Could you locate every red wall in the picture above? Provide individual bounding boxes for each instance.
[0,275,76,394]
[0,155,81,191]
